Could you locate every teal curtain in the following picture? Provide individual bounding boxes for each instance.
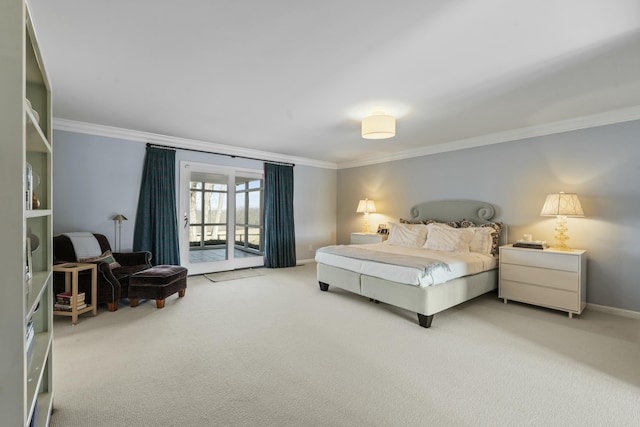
[133,146,180,265]
[264,163,296,268]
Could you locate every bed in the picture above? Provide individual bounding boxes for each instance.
[315,200,504,328]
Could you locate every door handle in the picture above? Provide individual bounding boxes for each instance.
[184,212,188,229]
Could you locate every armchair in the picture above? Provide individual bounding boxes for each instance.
[53,233,152,311]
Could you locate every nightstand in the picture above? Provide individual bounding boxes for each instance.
[499,245,587,318]
[351,232,388,245]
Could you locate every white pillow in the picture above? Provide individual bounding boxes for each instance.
[423,225,474,252]
[469,227,495,255]
[387,223,429,247]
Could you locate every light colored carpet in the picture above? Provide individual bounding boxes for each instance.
[51,262,640,426]
[204,268,264,282]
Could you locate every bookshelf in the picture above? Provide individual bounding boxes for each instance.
[0,1,54,425]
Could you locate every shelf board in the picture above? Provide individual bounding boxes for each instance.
[53,304,95,316]
[26,270,51,321]
[25,107,51,153]
[25,209,52,219]
[26,332,52,424]
[33,392,53,427]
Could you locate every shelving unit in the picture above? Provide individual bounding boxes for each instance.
[0,2,54,426]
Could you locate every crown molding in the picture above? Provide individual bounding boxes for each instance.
[54,106,640,171]
[52,118,338,170]
[337,106,640,169]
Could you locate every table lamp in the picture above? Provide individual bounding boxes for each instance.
[356,198,376,233]
[540,192,584,250]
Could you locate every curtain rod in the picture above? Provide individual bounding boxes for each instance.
[146,143,295,167]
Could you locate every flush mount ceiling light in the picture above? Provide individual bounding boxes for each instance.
[361,112,396,140]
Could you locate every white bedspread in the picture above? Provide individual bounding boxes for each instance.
[315,242,497,287]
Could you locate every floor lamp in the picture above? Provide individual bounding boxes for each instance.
[112,214,128,251]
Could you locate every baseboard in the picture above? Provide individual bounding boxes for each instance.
[296,258,315,265]
[587,303,640,320]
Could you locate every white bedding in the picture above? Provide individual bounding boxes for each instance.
[315,242,497,287]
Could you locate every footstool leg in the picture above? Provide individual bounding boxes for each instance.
[156,299,166,309]
[178,289,186,298]
[130,298,139,307]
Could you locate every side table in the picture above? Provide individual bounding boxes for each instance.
[53,262,98,324]
[350,233,388,244]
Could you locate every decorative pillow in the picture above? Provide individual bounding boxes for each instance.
[469,227,495,255]
[423,225,474,253]
[400,218,458,227]
[399,218,503,254]
[387,222,429,247]
[456,220,503,255]
[459,219,477,228]
[79,250,121,269]
[478,222,503,255]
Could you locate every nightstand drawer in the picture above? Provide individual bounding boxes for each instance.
[501,264,578,292]
[500,280,579,312]
[501,249,579,272]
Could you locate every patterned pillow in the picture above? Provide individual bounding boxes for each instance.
[400,218,457,227]
[79,250,121,269]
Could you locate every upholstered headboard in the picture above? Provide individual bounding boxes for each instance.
[409,200,496,223]
[407,199,507,245]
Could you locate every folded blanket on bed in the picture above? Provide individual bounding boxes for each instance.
[317,245,449,276]
[63,232,103,259]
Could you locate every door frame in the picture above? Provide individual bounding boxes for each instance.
[179,161,264,274]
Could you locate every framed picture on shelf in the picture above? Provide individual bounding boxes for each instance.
[377,224,389,235]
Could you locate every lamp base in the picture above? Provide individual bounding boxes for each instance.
[552,215,571,251]
[550,245,572,251]
[362,213,370,233]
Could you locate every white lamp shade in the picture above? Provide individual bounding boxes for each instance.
[540,193,584,217]
[362,114,395,139]
[356,198,376,213]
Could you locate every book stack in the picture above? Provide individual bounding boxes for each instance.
[54,291,87,311]
[513,240,548,250]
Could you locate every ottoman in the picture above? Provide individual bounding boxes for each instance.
[129,265,188,309]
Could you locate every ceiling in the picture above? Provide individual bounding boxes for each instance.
[28,0,640,167]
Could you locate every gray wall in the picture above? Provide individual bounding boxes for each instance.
[338,120,640,312]
[52,130,336,262]
[53,120,640,312]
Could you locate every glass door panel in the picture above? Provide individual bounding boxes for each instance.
[234,176,264,256]
[180,162,264,274]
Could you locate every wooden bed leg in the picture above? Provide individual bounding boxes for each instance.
[417,314,433,328]
[319,282,329,291]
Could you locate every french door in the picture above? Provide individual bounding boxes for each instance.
[179,161,264,275]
